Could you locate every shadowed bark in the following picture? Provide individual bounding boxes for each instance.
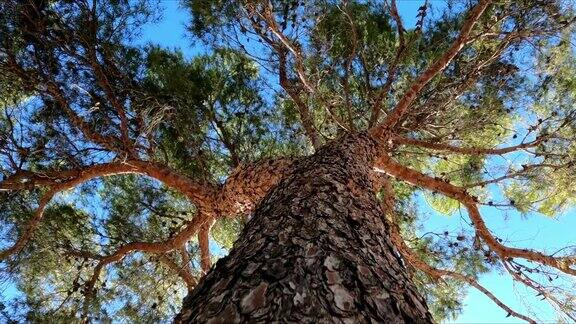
[176,133,432,323]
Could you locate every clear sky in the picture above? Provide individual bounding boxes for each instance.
[138,1,576,323]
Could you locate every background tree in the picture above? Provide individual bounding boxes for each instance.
[0,0,575,322]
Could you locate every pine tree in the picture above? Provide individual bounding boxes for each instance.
[1,0,576,322]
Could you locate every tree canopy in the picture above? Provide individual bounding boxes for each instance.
[1,0,576,322]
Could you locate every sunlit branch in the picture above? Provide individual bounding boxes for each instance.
[1,155,294,262]
[380,178,537,323]
[244,7,320,149]
[374,155,576,276]
[259,1,315,94]
[198,218,214,274]
[402,28,557,132]
[370,0,492,136]
[0,160,218,260]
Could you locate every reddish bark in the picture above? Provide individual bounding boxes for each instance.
[370,0,492,137]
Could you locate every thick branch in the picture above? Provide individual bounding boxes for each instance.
[216,158,295,217]
[1,160,217,206]
[370,0,492,136]
[374,154,576,276]
[198,218,215,274]
[0,161,217,260]
[1,156,295,261]
[381,177,536,323]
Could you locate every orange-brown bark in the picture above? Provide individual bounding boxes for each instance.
[216,158,295,216]
[198,218,215,274]
[0,160,217,260]
[374,154,576,276]
[370,0,492,137]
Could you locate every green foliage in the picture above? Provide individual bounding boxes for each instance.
[424,192,460,216]
[394,203,490,322]
[211,217,244,250]
[0,76,29,110]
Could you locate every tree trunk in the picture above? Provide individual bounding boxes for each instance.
[175,134,433,323]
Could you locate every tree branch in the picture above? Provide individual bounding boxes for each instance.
[393,134,546,156]
[87,53,134,156]
[259,1,315,94]
[216,158,294,217]
[198,218,214,274]
[158,253,198,291]
[374,154,576,276]
[370,0,492,137]
[340,1,358,131]
[503,262,576,322]
[278,49,321,149]
[368,0,405,126]
[381,178,537,323]
[84,211,213,301]
[0,160,218,260]
[0,188,56,260]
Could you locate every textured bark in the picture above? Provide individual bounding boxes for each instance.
[175,134,432,323]
[217,158,295,217]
